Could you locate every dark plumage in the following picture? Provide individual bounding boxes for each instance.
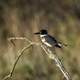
[41,34,62,48]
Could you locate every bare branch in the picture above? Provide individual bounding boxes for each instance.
[3,43,32,80]
[3,36,71,80]
[41,45,71,80]
[8,37,32,43]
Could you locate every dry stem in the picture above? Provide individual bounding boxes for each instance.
[3,43,32,80]
[3,37,71,80]
[8,37,32,43]
[41,45,71,80]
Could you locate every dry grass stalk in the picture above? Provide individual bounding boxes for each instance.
[41,45,71,80]
[3,37,71,80]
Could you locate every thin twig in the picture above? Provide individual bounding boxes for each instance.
[3,37,40,80]
[41,45,71,80]
[8,37,32,43]
[3,43,32,80]
[3,36,71,80]
[54,56,71,80]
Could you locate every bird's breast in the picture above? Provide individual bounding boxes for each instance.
[41,37,52,47]
[41,38,46,42]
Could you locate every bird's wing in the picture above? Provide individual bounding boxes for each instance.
[44,35,58,45]
[45,35,64,48]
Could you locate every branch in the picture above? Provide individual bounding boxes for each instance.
[8,37,32,43]
[3,36,71,80]
[3,36,41,80]
[3,43,32,80]
[41,45,71,80]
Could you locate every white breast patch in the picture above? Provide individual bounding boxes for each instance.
[43,41,52,47]
[40,37,52,47]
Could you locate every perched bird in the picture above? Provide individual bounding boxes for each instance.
[34,29,67,48]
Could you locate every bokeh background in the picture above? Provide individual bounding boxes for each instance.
[0,0,80,80]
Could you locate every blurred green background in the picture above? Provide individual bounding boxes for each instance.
[0,0,80,80]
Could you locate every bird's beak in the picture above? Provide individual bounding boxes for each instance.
[34,32,40,35]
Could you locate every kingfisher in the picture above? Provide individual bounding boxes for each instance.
[34,29,67,48]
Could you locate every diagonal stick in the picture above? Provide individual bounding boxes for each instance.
[3,43,32,80]
[41,44,71,80]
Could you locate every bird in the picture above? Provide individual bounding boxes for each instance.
[34,29,67,48]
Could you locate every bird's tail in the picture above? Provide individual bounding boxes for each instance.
[56,42,68,48]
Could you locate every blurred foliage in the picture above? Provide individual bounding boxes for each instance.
[0,0,80,80]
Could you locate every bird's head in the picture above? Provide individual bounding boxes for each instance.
[34,29,48,35]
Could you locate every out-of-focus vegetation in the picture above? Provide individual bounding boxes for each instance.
[0,0,80,80]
